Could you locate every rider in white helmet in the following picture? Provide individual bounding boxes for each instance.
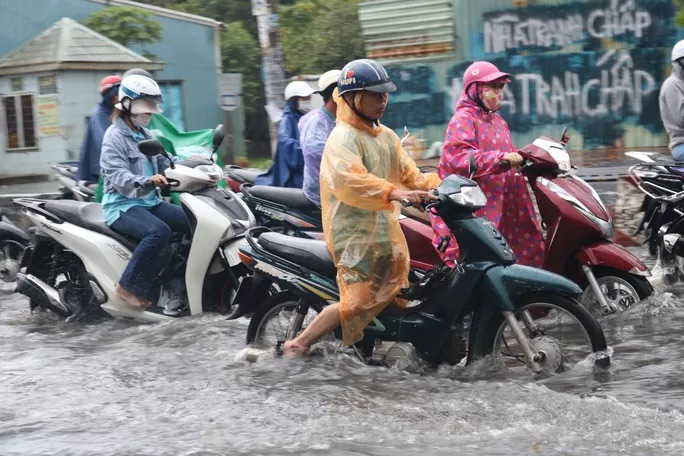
[255,80,316,187]
[100,74,191,310]
[660,40,684,161]
[299,69,342,206]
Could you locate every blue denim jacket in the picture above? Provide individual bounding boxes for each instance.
[100,117,175,198]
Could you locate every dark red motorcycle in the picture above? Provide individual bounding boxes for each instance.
[515,130,652,316]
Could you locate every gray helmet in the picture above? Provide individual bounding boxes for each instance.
[123,68,153,79]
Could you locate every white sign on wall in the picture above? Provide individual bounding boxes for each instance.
[218,73,242,112]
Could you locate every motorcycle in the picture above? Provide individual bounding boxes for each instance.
[239,173,610,374]
[627,152,684,282]
[224,165,263,194]
[627,152,684,254]
[51,163,98,202]
[0,209,30,286]
[240,129,653,317]
[515,130,652,316]
[13,125,261,322]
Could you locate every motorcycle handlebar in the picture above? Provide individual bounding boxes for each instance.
[401,189,439,208]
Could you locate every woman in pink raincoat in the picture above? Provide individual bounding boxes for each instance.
[430,61,545,267]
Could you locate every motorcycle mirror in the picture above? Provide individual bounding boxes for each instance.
[138,139,165,157]
[213,124,226,148]
[560,127,570,146]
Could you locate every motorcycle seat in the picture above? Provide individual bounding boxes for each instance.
[258,232,337,279]
[248,185,319,211]
[43,200,138,250]
[226,167,260,184]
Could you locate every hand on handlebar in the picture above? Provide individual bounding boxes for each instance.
[149,174,168,187]
[390,189,439,212]
[502,152,524,168]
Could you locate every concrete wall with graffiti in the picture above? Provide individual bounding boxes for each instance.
[381,0,680,162]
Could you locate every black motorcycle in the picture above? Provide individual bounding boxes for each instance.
[627,152,684,281]
[627,152,684,252]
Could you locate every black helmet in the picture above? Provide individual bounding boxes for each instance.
[338,59,396,96]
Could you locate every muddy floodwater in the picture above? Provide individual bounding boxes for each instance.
[2,251,684,455]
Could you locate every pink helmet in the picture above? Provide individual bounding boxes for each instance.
[462,61,511,92]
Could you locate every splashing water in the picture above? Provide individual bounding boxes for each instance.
[3,249,684,455]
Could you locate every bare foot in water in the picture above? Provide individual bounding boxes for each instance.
[115,284,151,310]
[283,340,309,357]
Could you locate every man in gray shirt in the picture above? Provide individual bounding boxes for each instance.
[660,40,684,161]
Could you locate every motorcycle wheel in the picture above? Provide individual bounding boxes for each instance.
[30,252,95,318]
[475,292,609,373]
[246,292,330,347]
[0,239,26,287]
[581,271,650,317]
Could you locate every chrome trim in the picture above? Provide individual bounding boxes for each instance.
[582,265,616,315]
[663,233,680,254]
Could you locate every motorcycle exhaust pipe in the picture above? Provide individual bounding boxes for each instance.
[15,273,70,314]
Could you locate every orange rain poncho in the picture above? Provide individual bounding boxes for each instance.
[319,89,441,345]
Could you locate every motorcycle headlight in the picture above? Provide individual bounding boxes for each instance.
[448,185,487,209]
[539,177,614,238]
[196,164,224,182]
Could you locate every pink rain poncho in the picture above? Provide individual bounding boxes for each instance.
[429,85,545,267]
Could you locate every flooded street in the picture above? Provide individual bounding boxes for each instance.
[2,253,684,455]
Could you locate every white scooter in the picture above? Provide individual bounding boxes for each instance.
[14,125,258,322]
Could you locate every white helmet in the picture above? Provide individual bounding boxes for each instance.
[284,80,315,101]
[317,69,341,92]
[115,74,163,114]
[672,40,684,62]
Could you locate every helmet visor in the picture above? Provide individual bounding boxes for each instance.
[364,80,397,93]
[130,98,163,114]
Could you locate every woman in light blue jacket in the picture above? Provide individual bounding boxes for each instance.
[100,74,190,310]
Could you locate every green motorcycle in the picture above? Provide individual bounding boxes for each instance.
[239,173,610,374]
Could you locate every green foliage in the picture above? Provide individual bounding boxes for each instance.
[136,0,269,152]
[677,0,684,28]
[165,0,257,37]
[219,21,270,149]
[82,7,162,50]
[221,22,262,118]
[129,0,367,155]
[279,0,365,74]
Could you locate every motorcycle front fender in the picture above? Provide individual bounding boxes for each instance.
[479,264,582,312]
[575,241,650,277]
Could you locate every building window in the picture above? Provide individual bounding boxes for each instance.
[38,74,57,94]
[3,94,37,150]
[158,81,185,130]
[10,77,23,92]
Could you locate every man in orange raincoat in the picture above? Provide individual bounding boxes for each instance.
[284,59,442,355]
